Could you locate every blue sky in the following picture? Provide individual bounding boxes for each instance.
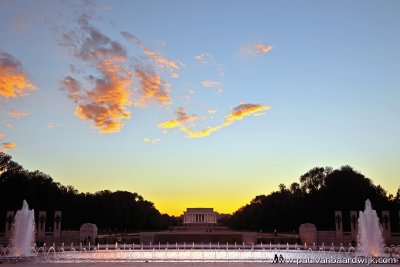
[0,0,399,215]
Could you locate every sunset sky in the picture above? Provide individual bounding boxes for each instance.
[1,0,399,215]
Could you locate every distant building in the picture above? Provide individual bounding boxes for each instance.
[183,208,218,224]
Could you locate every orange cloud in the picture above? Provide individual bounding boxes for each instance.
[158,107,199,129]
[0,133,5,139]
[143,48,179,72]
[61,16,133,133]
[225,103,270,122]
[178,124,225,138]
[241,44,273,56]
[0,51,36,99]
[0,142,16,152]
[122,31,180,75]
[201,81,221,87]
[7,109,29,118]
[74,61,133,133]
[159,104,270,138]
[135,68,172,106]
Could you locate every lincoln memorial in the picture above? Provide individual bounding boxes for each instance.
[183,208,218,224]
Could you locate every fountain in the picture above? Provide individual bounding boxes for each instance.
[10,200,35,257]
[358,199,384,257]
[1,198,399,263]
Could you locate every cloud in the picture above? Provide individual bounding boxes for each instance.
[159,103,270,138]
[215,88,224,94]
[134,68,172,106]
[61,76,81,103]
[0,51,37,99]
[155,40,166,47]
[4,123,12,129]
[195,52,224,77]
[0,142,16,152]
[47,123,59,128]
[7,109,29,118]
[225,103,270,122]
[158,107,200,129]
[195,53,212,65]
[0,133,5,139]
[121,31,177,105]
[143,48,180,73]
[122,31,180,76]
[207,108,217,114]
[201,81,221,88]
[241,44,273,56]
[121,31,144,47]
[72,16,127,62]
[61,15,133,133]
[144,137,160,144]
[74,60,133,133]
[60,19,181,133]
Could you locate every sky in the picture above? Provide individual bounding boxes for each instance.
[0,0,399,216]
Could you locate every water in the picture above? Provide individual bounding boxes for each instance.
[2,198,398,262]
[358,199,384,257]
[10,200,35,256]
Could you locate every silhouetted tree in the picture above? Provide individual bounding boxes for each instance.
[227,165,399,232]
[0,153,172,232]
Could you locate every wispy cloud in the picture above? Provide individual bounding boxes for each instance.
[0,142,16,152]
[60,15,133,133]
[144,48,180,74]
[207,108,217,114]
[144,137,160,144]
[7,109,29,118]
[195,52,224,77]
[0,133,5,139]
[159,104,270,138]
[241,44,273,56]
[73,60,133,133]
[158,107,200,129]
[47,123,59,129]
[195,53,212,65]
[201,81,221,88]
[215,88,224,94]
[0,51,37,99]
[225,103,270,121]
[155,40,166,47]
[122,31,181,78]
[134,68,172,106]
[61,76,81,103]
[59,17,182,133]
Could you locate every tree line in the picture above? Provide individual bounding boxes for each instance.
[1,152,399,233]
[0,153,178,232]
[226,166,400,232]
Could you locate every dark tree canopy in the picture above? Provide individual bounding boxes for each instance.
[0,153,177,232]
[1,153,399,234]
[228,165,400,232]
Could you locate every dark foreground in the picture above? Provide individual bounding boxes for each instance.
[0,263,398,267]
